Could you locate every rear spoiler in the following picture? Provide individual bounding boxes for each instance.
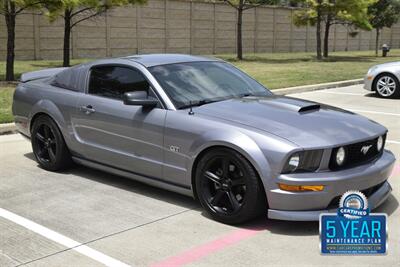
[20,67,68,83]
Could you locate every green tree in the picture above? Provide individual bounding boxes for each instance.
[294,0,375,59]
[1,0,43,81]
[224,0,279,60]
[45,0,146,67]
[368,0,400,56]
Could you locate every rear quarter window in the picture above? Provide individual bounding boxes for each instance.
[51,65,84,91]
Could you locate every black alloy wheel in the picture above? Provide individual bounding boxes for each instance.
[196,148,265,224]
[31,115,72,171]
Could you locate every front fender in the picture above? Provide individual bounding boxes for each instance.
[187,130,273,197]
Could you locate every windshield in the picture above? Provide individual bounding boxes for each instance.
[148,61,271,109]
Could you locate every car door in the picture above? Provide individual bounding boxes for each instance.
[71,64,166,180]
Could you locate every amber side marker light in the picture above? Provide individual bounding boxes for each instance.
[367,76,373,80]
[278,184,324,192]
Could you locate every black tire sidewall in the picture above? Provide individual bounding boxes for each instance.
[31,115,71,171]
[195,148,265,224]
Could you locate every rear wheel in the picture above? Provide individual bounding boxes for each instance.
[195,148,265,224]
[374,74,400,98]
[31,115,72,171]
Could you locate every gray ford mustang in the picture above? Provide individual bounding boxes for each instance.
[13,54,396,224]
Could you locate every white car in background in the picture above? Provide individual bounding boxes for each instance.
[364,62,400,98]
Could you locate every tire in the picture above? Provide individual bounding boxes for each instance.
[195,148,266,224]
[374,73,400,98]
[31,115,72,171]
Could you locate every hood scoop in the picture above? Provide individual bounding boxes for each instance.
[258,96,321,113]
[298,104,320,113]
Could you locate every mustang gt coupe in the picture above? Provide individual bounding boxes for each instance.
[13,54,396,224]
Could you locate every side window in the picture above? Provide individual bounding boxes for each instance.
[88,66,150,100]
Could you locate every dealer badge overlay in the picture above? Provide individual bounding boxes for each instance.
[320,190,387,255]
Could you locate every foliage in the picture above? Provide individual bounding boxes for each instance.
[368,0,400,29]
[293,0,375,30]
[0,0,43,15]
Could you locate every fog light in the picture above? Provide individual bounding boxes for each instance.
[278,184,324,192]
[336,147,346,166]
[377,136,383,151]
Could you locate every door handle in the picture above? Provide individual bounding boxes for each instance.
[80,105,95,115]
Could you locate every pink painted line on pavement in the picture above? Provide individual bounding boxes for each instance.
[151,164,400,267]
[392,163,400,176]
[150,227,265,267]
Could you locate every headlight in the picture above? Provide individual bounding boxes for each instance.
[282,150,323,174]
[336,147,346,166]
[377,136,384,151]
[287,153,300,172]
[367,66,378,74]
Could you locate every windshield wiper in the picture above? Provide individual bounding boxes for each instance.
[179,98,227,110]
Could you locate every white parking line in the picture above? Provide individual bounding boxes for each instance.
[348,109,400,117]
[387,140,400,145]
[0,208,131,267]
[317,91,366,96]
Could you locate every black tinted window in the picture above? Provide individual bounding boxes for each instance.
[89,66,149,100]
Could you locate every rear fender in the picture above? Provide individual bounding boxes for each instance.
[29,99,69,143]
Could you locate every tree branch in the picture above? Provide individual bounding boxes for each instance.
[70,10,106,28]
[224,0,239,10]
[71,7,95,18]
[15,1,45,14]
[243,3,264,10]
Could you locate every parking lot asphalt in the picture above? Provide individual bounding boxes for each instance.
[0,84,399,267]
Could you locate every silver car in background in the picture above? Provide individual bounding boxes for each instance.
[364,61,400,98]
[13,54,396,224]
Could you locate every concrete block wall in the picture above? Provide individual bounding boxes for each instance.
[0,0,399,60]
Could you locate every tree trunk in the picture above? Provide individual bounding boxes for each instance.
[5,2,16,81]
[316,9,322,60]
[323,20,331,58]
[236,5,243,60]
[63,9,72,67]
[375,28,380,57]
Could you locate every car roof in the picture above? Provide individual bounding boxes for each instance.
[123,53,222,67]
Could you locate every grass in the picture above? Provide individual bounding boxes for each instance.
[0,87,15,124]
[0,59,90,81]
[1,49,400,124]
[218,49,400,89]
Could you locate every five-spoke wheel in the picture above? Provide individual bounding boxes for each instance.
[195,148,265,224]
[31,115,72,171]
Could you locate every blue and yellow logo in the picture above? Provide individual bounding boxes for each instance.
[320,191,387,255]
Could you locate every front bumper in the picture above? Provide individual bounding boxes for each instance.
[363,74,374,91]
[267,150,395,221]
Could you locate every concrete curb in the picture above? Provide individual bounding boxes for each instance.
[0,78,364,134]
[273,78,364,95]
[0,123,17,134]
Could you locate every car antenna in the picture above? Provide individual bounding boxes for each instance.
[188,101,194,115]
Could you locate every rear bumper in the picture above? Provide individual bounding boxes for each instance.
[266,150,395,221]
[268,181,392,221]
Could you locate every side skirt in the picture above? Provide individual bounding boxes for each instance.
[72,156,194,198]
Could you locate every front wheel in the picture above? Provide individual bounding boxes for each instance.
[374,74,400,98]
[195,148,266,224]
[31,115,72,171]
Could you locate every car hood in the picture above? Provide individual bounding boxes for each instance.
[194,95,387,147]
[375,61,400,69]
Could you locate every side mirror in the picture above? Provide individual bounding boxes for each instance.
[123,91,158,108]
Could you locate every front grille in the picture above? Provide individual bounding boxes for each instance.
[329,135,386,171]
